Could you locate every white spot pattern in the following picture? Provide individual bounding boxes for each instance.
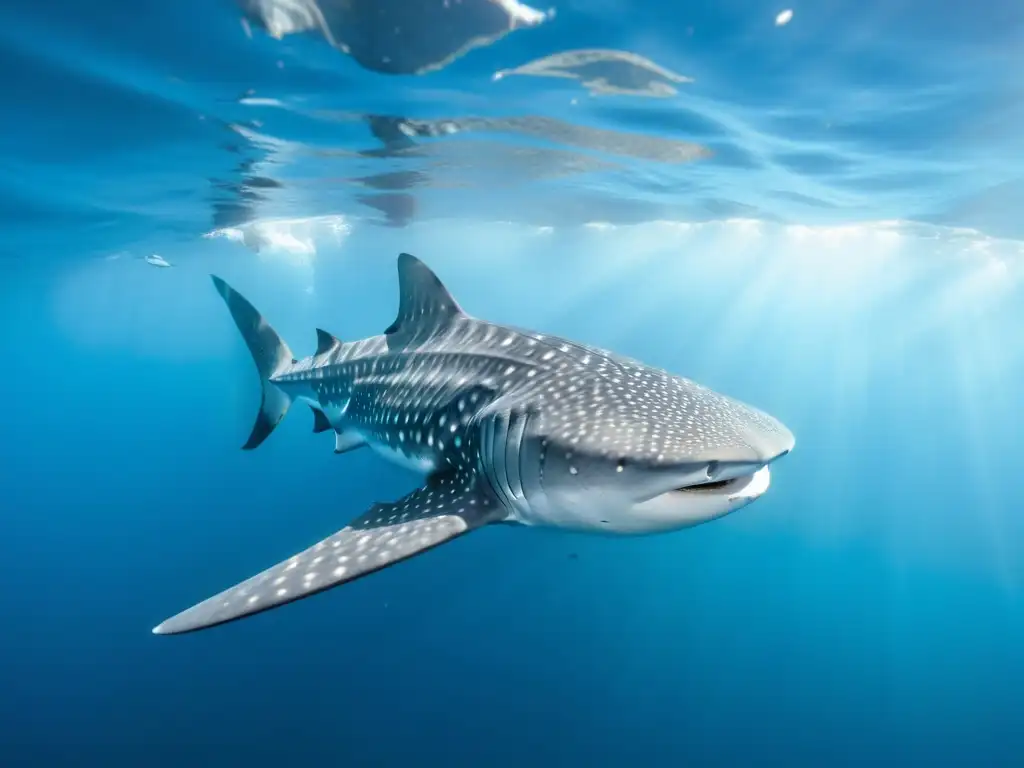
[153,473,498,634]
[156,254,793,636]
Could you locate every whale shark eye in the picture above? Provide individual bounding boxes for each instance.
[615,459,626,473]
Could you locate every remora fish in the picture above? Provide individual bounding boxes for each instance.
[153,253,794,635]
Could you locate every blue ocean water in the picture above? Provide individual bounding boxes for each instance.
[1,0,1023,765]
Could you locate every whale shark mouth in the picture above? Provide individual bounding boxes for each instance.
[668,465,773,501]
[672,476,746,494]
[671,465,771,497]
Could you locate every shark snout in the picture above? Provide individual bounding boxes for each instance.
[699,422,793,471]
[749,428,794,462]
[748,420,795,465]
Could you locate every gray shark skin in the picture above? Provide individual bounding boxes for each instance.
[153,253,794,635]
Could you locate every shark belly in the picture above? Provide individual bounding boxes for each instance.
[364,436,439,474]
[502,494,624,533]
[305,383,442,474]
[343,393,450,476]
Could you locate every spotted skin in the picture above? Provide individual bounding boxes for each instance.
[153,253,795,635]
[152,474,497,634]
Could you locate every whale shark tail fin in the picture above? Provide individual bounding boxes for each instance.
[211,275,295,450]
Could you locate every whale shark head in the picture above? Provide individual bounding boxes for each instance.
[505,358,795,534]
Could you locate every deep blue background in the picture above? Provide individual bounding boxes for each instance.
[0,0,1022,765]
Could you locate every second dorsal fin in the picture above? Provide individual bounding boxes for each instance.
[384,253,465,341]
[315,328,342,356]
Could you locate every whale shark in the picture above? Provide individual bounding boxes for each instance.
[153,253,794,635]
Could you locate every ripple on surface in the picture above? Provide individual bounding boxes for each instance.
[494,48,694,98]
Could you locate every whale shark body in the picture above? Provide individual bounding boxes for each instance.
[153,253,794,635]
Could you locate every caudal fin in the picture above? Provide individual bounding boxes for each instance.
[211,275,294,450]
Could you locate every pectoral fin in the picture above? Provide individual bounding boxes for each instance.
[152,472,501,635]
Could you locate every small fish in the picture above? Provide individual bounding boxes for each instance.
[153,253,794,635]
[144,254,173,268]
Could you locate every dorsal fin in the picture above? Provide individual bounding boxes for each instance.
[315,328,342,356]
[384,253,465,339]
